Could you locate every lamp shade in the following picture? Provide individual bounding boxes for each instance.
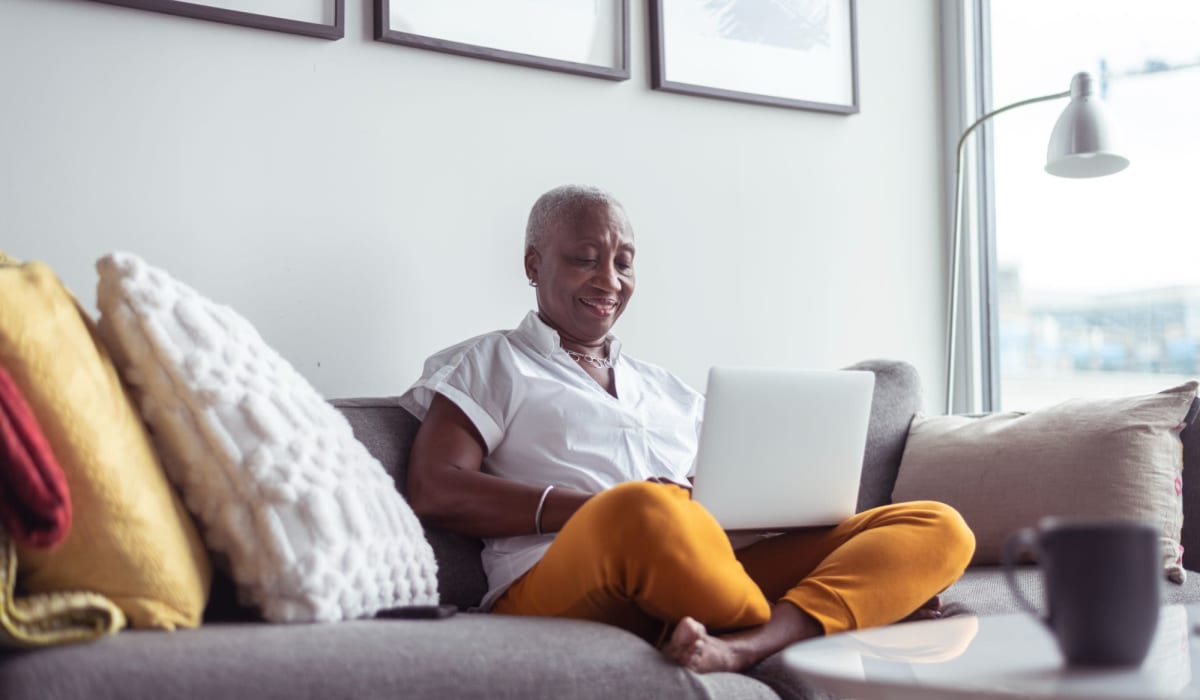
[1045,72,1130,178]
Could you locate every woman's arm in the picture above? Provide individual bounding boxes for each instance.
[406,393,592,539]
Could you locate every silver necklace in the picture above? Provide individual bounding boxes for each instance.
[563,347,613,369]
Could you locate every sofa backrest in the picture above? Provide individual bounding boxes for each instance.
[327,360,925,611]
[844,360,924,512]
[202,366,1200,619]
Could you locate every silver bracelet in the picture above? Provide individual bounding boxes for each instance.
[535,485,555,536]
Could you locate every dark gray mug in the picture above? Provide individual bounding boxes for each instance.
[1001,517,1161,667]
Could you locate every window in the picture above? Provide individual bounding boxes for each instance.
[983,0,1200,410]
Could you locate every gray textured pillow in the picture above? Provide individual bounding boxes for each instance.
[893,381,1198,583]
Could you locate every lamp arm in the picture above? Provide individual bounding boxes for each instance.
[954,90,1071,157]
[944,88,1070,414]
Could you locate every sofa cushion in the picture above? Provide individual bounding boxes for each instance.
[0,615,778,700]
[940,565,1200,617]
[95,253,438,623]
[0,257,210,629]
[893,382,1197,582]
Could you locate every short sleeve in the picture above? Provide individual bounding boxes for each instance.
[398,335,521,453]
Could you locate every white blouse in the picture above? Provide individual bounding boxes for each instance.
[399,311,704,609]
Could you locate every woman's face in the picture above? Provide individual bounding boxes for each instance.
[525,202,636,347]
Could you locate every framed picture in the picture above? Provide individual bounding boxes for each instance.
[650,0,858,114]
[90,0,344,40]
[375,0,629,81]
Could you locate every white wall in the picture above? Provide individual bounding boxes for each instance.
[0,0,947,408]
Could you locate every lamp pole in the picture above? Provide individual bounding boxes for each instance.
[944,90,1069,415]
[944,71,1128,415]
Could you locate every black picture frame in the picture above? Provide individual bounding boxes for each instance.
[90,0,344,40]
[375,0,629,81]
[650,0,859,114]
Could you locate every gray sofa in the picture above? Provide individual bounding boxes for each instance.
[4,359,1200,700]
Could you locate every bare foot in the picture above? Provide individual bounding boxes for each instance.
[662,604,823,674]
[662,617,748,673]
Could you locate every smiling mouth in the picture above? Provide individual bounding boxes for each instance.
[580,297,619,317]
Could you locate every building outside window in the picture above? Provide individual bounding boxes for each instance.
[985,0,1200,410]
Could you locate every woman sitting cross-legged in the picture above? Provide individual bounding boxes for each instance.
[399,184,976,673]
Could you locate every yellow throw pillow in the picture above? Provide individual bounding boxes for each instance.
[0,256,210,629]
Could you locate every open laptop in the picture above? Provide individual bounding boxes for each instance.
[690,367,875,531]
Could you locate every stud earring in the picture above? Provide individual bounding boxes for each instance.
[528,279,539,287]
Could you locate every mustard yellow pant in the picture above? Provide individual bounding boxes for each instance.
[493,482,975,643]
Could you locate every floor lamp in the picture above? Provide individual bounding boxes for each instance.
[944,71,1130,414]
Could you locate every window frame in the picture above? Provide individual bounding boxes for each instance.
[976,0,1001,413]
[942,0,998,415]
[948,0,1011,414]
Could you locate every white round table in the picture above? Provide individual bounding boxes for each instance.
[782,605,1196,699]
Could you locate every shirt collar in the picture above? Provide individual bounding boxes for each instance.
[517,310,623,363]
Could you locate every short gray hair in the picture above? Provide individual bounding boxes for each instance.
[525,185,626,251]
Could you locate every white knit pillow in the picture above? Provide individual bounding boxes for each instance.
[95,252,439,622]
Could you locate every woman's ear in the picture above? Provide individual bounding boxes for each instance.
[524,247,539,284]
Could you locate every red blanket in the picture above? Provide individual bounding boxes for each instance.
[0,364,71,549]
